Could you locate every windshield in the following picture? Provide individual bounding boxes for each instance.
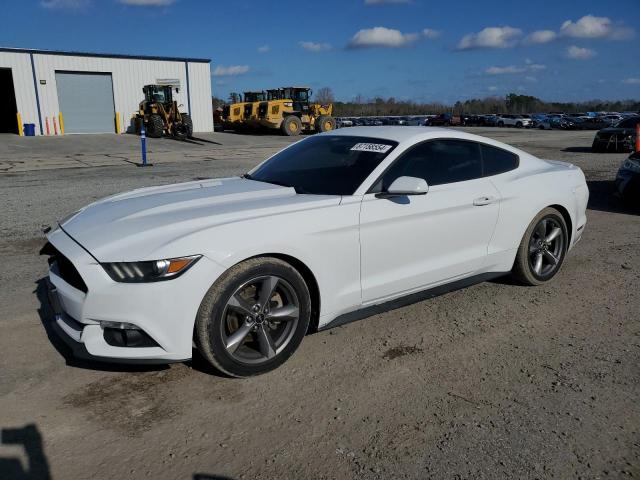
[247,135,398,195]
[616,117,640,128]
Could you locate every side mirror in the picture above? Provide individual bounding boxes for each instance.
[375,176,429,199]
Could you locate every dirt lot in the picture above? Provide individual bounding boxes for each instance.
[0,128,638,480]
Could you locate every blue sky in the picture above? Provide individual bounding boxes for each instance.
[3,0,640,103]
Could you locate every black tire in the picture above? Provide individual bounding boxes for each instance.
[516,121,523,128]
[281,115,302,136]
[145,114,164,138]
[621,177,640,211]
[195,257,311,377]
[315,115,336,133]
[511,207,568,286]
[498,121,504,127]
[181,113,193,138]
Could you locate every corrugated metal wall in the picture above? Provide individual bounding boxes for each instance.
[0,51,213,135]
[186,61,214,133]
[0,51,40,133]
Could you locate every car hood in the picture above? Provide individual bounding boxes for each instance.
[61,177,341,262]
[598,127,634,135]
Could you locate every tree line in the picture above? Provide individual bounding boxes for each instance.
[212,90,640,117]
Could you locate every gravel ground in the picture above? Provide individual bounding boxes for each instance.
[0,128,638,480]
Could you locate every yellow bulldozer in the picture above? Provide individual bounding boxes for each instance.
[221,91,265,131]
[136,84,192,138]
[256,87,335,136]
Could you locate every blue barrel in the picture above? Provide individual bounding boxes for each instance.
[24,124,36,136]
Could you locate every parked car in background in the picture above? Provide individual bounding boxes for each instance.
[575,116,609,131]
[462,115,485,126]
[615,151,640,210]
[592,116,640,152]
[426,113,462,126]
[497,115,533,128]
[483,115,500,127]
[601,114,624,126]
[406,116,428,126]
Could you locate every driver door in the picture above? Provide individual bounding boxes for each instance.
[359,139,500,303]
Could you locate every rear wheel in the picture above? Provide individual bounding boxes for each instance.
[195,257,311,377]
[498,121,504,127]
[145,114,164,138]
[511,207,568,286]
[281,116,302,136]
[315,115,336,133]
[516,121,523,128]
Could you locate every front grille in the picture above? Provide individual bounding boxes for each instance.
[41,242,88,293]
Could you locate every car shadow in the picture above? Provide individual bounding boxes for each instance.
[34,278,169,373]
[587,180,637,215]
[562,146,595,153]
[0,423,51,480]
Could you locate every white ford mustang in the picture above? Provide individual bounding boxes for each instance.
[43,127,588,377]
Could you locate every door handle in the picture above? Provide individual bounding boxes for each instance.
[473,196,497,206]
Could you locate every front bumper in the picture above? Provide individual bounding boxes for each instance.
[44,227,225,364]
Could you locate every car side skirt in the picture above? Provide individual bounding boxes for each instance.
[319,271,508,331]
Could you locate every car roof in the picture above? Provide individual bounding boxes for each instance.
[323,126,487,144]
[322,126,532,158]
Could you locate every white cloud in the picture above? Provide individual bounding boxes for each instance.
[525,76,538,83]
[422,28,441,39]
[560,15,633,40]
[486,65,526,75]
[347,27,419,48]
[524,30,557,44]
[566,45,596,60]
[485,62,546,75]
[623,78,640,85]
[40,0,87,8]
[488,86,498,92]
[257,45,270,53]
[457,26,522,50]
[212,65,250,77]
[118,0,175,4]
[364,0,411,4]
[299,41,332,52]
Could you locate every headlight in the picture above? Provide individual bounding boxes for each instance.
[102,255,201,283]
[621,159,640,173]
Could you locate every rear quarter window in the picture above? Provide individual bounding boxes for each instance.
[481,144,519,176]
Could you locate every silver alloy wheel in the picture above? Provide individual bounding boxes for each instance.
[220,275,300,364]
[528,217,565,278]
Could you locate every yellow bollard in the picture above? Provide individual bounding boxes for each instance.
[115,111,121,134]
[16,112,24,136]
[58,112,65,135]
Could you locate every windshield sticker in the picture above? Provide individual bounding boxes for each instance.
[350,143,393,154]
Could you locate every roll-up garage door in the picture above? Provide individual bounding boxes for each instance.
[56,72,115,134]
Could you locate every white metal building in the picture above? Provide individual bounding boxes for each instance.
[0,47,213,135]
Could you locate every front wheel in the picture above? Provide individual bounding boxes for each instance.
[281,116,302,136]
[511,208,568,286]
[195,257,311,377]
[181,113,193,138]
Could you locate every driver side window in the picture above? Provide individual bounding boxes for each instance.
[373,139,482,192]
